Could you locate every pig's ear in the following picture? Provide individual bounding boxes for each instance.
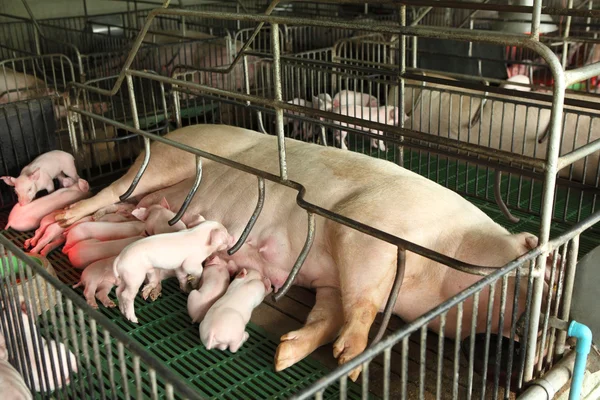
[159,197,170,210]
[77,179,90,192]
[0,176,15,186]
[131,207,148,221]
[235,268,247,279]
[388,106,398,122]
[20,301,28,315]
[30,168,41,181]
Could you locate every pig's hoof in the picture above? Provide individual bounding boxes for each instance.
[149,288,162,301]
[87,301,99,310]
[102,300,116,308]
[141,284,154,300]
[274,333,306,371]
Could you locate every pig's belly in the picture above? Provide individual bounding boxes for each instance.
[180,169,340,290]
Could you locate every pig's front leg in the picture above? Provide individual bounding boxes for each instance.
[330,228,397,382]
[275,287,344,372]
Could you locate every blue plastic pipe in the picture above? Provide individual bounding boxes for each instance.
[568,320,593,400]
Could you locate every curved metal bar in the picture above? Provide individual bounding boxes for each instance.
[372,248,406,345]
[119,137,151,202]
[228,177,266,255]
[273,211,316,302]
[537,125,550,144]
[168,156,203,226]
[494,170,520,223]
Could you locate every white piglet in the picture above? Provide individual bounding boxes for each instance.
[113,220,234,324]
[333,105,400,151]
[332,90,378,108]
[199,268,272,353]
[187,257,232,323]
[1,150,79,206]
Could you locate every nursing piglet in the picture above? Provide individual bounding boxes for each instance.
[199,268,271,352]
[113,220,233,323]
[1,151,79,206]
[64,236,142,269]
[131,197,187,235]
[4,179,90,232]
[72,256,119,309]
[333,105,399,151]
[62,220,144,252]
[187,257,232,323]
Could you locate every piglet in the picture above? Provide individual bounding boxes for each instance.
[62,220,144,253]
[1,150,79,206]
[187,257,232,323]
[64,236,142,269]
[501,75,531,92]
[282,98,313,139]
[5,301,78,393]
[131,197,187,235]
[333,105,399,151]
[113,220,234,323]
[26,215,93,256]
[199,268,271,352]
[4,179,91,232]
[72,256,119,309]
[332,90,378,108]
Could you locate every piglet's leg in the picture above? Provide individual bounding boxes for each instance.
[96,285,116,308]
[275,287,344,372]
[40,237,65,256]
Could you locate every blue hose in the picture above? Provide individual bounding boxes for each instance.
[568,320,593,400]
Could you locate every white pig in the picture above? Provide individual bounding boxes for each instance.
[1,151,79,206]
[332,90,378,108]
[64,236,142,269]
[332,105,400,151]
[3,300,78,393]
[187,257,232,323]
[131,197,187,235]
[62,220,144,253]
[72,256,119,309]
[4,179,90,231]
[113,220,234,323]
[199,268,271,352]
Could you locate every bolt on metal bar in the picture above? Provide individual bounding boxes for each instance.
[372,248,406,344]
[273,212,315,302]
[228,177,266,255]
[494,170,521,223]
[120,74,150,202]
[168,155,203,226]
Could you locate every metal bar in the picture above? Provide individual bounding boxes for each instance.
[73,106,533,278]
[531,0,543,40]
[168,155,203,226]
[564,61,600,86]
[228,177,266,255]
[273,212,315,301]
[372,248,406,344]
[554,236,580,358]
[120,74,150,202]
[494,171,520,223]
[271,22,288,181]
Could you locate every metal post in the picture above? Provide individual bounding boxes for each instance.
[271,22,288,181]
[530,0,543,40]
[561,0,574,68]
[555,236,580,358]
[398,5,406,167]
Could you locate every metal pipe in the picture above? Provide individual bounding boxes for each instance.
[531,0,543,40]
[271,22,288,181]
[517,351,576,400]
[555,236,580,358]
[567,321,593,400]
[372,248,406,344]
[557,138,600,174]
[564,62,600,86]
[228,177,265,255]
[524,20,568,382]
[273,212,315,302]
[168,156,203,226]
[494,171,520,223]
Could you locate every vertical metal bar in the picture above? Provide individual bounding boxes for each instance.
[168,155,202,226]
[120,73,150,201]
[467,291,479,400]
[436,312,447,400]
[383,347,391,400]
[361,361,369,399]
[524,48,567,382]
[402,337,409,399]
[555,236,580,357]
[454,303,463,400]
[398,5,406,167]
[419,325,427,400]
[339,375,347,400]
[228,177,265,255]
[271,22,288,181]
[530,0,543,40]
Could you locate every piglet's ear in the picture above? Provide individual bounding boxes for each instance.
[30,169,41,181]
[20,301,28,315]
[159,197,170,210]
[235,268,247,279]
[131,208,148,221]
[0,176,15,186]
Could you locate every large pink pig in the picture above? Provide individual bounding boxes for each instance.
[0,68,54,104]
[55,124,553,381]
[199,268,271,352]
[64,236,142,269]
[187,257,232,323]
[113,220,234,323]
[72,256,119,309]
[4,179,90,231]
[1,150,79,206]
[332,105,400,151]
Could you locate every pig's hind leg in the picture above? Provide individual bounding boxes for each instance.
[330,225,397,382]
[83,283,100,309]
[96,283,116,308]
[275,287,344,372]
